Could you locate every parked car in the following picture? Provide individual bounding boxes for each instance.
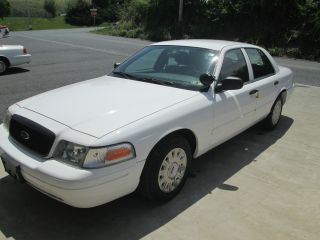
[0,45,31,74]
[0,25,10,38]
[0,40,294,208]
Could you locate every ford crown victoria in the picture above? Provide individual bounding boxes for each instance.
[0,40,294,207]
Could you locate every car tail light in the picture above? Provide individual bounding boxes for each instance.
[23,47,28,54]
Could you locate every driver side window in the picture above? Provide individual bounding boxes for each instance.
[220,49,249,82]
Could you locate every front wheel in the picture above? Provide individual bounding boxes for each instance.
[0,60,7,74]
[139,136,191,201]
[263,96,283,130]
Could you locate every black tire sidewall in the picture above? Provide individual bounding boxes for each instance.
[141,136,192,201]
[0,60,7,74]
[264,96,283,129]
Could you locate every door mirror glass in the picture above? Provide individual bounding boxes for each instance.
[199,73,215,87]
[215,76,243,92]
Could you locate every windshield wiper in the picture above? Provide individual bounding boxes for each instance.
[112,71,137,80]
[138,77,175,86]
[113,72,175,87]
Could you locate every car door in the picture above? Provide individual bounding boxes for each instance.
[244,48,278,121]
[211,48,258,146]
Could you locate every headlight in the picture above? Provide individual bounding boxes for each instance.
[55,141,135,169]
[3,110,12,130]
[55,141,89,166]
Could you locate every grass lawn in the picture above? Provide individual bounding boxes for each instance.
[8,0,73,15]
[94,22,146,39]
[1,16,79,31]
[94,22,113,34]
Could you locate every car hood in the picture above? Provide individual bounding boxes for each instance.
[17,76,198,138]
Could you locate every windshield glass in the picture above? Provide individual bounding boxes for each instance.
[110,45,219,91]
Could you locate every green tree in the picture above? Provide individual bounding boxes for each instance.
[300,0,320,42]
[44,0,57,18]
[92,0,125,22]
[0,0,10,19]
[99,0,320,60]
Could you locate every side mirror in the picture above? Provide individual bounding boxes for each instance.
[114,62,121,69]
[215,76,243,92]
[200,73,215,88]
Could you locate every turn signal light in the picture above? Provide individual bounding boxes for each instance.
[106,147,132,161]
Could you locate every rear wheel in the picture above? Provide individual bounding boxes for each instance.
[0,60,7,74]
[263,96,283,130]
[139,136,191,201]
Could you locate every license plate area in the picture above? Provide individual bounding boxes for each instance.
[1,154,26,183]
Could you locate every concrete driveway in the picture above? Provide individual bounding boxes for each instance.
[0,29,319,240]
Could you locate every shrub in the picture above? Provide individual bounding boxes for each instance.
[0,0,10,19]
[44,0,56,18]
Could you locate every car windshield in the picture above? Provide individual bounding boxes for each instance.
[110,45,219,91]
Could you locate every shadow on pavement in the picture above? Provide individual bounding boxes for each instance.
[0,68,30,76]
[0,116,294,240]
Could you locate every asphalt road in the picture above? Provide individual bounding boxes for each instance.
[0,28,319,119]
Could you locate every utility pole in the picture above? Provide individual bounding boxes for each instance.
[26,0,32,30]
[178,0,183,22]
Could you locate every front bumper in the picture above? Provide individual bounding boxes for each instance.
[0,125,143,208]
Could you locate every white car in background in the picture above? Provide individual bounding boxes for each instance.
[0,45,31,74]
[0,40,294,208]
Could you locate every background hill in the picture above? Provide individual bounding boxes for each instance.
[8,0,76,17]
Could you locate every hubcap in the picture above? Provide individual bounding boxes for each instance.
[158,148,187,193]
[272,100,282,125]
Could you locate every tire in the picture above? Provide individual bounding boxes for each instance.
[263,96,283,130]
[0,60,7,74]
[139,136,191,202]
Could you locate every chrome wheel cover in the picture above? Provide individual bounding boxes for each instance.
[158,147,187,193]
[272,100,282,125]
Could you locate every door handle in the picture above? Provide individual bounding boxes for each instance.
[249,89,259,95]
[274,81,279,86]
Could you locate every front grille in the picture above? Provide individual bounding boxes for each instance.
[9,115,56,157]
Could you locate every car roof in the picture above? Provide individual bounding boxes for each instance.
[152,39,256,51]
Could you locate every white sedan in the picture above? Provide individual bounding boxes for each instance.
[0,40,294,207]
[0,45,31,74]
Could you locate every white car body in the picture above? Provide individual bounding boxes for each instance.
[0,40,294,207]
[0,45,31,71]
